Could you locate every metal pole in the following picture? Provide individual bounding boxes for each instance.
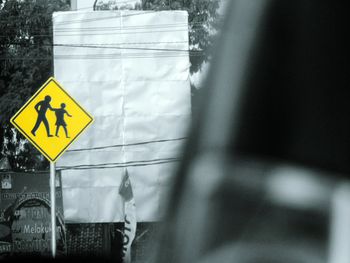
[50,162,57,258]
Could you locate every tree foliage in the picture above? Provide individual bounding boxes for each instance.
[0,0,70,171]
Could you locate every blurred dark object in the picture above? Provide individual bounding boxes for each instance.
[65,222,159,262]
[232,1,348,175]
[66,223,107,257]
[66,223,116,259]
[131,223,160,263]
[156,0,348,263]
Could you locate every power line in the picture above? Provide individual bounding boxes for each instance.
[0,20,219,32]
[57,138,187,170]
[55,11,158,25]
[0,19,223,28]
[0,51,204,60]
[54,22,200,31]
[0,28,197,38]
[58,157,179,169]
[0,25,208,59]
[0,11,224,26]
[0,43,201,56]
[13,43,195,53]
[51,53,194,58]
[0,21,209,31]
[0,12,177,29]
[57,158,180,171]
[54,29,189,37]
[0,42,206,59]
[0,29,193,38]
[55,40,187,45]
[67,137,187,152]
[0,11,157,24]
[0,41,188,47]
[0,25,213,41]
[58,28,189,36]
[0,39,203,57]
[0,39,206,60]
[0,0,224,16]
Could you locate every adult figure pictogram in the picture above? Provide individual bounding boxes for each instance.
[31,95,53,137]
[53,103,72,138]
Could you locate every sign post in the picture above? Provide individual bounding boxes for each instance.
[50,162,57,258]
[10,77,93,257]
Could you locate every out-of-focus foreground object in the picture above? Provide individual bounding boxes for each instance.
[156,0,347,263]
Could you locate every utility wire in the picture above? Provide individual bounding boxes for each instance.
[54,29,189,36]
[55,22,201,31]
[0,52,203,60]
[0,43,202,60]
[57,158,180,171]
[0,21,210,31]
[0,30,194,38]
[0,41,188,47]
[58,157,179,169]
[0,11,224,26]
[67,137,187,152]
[4,43,195,53]
[58,138,187,170]
[0,11,157,24]
[0,11,161,26]
[55,11,158,25]
[0,0,225,17]
[0,29,194,38]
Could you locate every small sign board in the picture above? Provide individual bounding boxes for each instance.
[0,172,65,257]
[10,77,93,162]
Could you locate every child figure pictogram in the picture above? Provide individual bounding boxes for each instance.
[53,103,72,138]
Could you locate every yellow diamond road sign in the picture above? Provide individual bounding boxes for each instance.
[10,77,93,162]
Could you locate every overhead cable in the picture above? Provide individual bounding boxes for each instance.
[57,158,180,171]
[67,137,187,153]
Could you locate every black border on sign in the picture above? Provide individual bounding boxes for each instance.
[10,77,94,163]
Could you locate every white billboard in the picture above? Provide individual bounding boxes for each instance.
[53,11,190,222]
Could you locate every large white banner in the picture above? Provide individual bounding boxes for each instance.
[53,11,191,222]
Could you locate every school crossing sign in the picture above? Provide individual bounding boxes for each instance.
[10,77,93,162]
